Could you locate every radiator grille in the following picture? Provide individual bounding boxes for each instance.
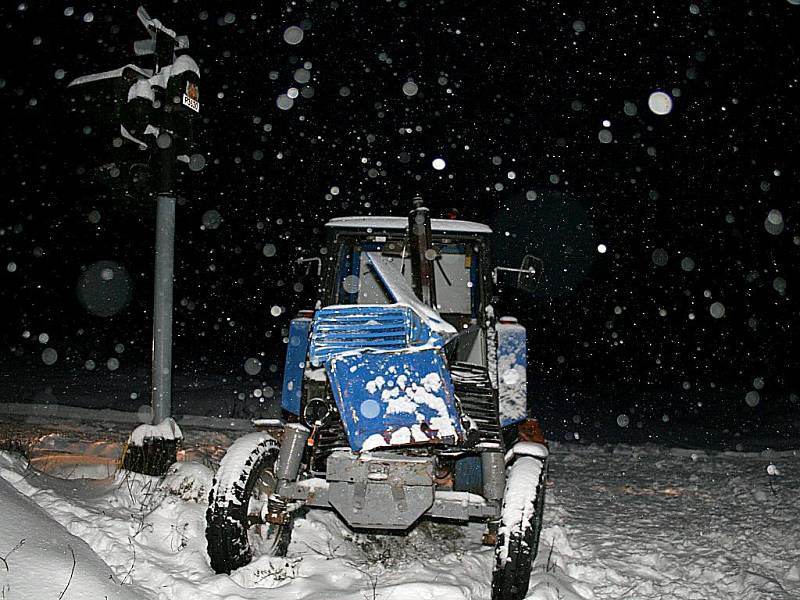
[450,362,501,445]
[309,305,423,365]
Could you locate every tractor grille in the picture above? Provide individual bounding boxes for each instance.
[308,305,427,365]
[450,362,501,446]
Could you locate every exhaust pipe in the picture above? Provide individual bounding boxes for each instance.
[408,196,437,308]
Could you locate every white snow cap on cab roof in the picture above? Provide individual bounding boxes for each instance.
[326,216,492,234]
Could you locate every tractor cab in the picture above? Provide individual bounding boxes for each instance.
[322,215,492,331]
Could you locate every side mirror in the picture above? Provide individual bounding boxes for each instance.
[518,254,543,293]
[492,254,543,294]
[296,256,322,277]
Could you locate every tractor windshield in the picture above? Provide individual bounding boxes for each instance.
[334,237,481,320]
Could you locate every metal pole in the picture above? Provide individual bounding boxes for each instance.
[150,27,178,426]
[152,193,175,424]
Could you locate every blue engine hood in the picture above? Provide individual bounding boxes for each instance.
[326,346,464,451]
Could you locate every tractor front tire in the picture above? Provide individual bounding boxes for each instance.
[205,432,294,574]
[491,456,547,600]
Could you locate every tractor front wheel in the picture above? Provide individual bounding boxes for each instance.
[205,432,294,574]
[491,455,547,600]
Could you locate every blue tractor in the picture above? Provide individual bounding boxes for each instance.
[205,200,549,600]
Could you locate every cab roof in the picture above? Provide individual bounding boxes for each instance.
[325,216,492,234]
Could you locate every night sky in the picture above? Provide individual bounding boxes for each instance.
[1,1,798,446]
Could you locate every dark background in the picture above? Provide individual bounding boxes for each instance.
[1,1,798,448]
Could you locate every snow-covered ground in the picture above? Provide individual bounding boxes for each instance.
[1,442,798,599]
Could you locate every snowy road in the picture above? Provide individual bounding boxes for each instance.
[1,443,798,599]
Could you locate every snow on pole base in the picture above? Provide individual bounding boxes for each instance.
[127,417,183,446]
[121,417,183,476]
